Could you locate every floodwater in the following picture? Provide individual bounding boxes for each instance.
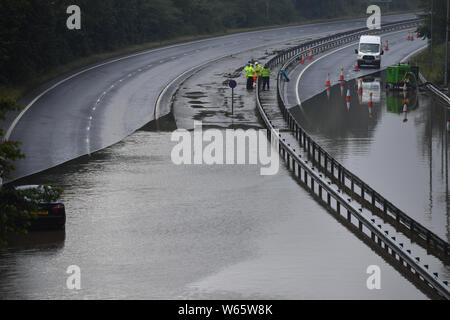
[291,72,449,241]
[0,120,426,300]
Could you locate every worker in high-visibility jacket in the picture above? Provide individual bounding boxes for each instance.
[261,66,271,91]
[255,62,263,84]
[245,63,255,90]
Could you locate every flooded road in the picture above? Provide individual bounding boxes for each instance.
[0,64,430,299]
[291,72,449,241]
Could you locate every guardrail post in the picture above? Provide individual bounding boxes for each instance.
[319,185,323,199]
[307,137,311,157]
[361,185,364,200]
[312,143,316,163]
[337,202,341,214]
[372,192,376,209]
[331,160,335,179]
[327,193,331,206]
[318,149,322,168]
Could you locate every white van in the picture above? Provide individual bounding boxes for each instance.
[355,35,384,68]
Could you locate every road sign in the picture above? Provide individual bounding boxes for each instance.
[228,80,237,115]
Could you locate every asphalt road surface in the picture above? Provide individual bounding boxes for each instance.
[5,13,417,181]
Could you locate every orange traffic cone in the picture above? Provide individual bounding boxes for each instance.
[385,40,389,51]
[326,73,331,87]
[358,78,363,95]
[402,80,408,94]
[354,59,359,71]
[403,103,408,123]
[340,80,345,96]
[346,87,351,103]
[339,67,344,81]
[309,49,313,60]
[326,87,331,100]
[368,92,373,118]
[301,53,305,65]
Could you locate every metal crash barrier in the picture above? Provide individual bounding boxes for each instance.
[256,18,450,300]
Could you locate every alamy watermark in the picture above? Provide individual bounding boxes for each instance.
[367,5,381,30]
[366,265,381,290]
[66,5,81,30]
[66,265,81,290]
[171,121,280,176]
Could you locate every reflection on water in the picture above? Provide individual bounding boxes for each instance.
[291,71,449,242]
[0,119,426,299]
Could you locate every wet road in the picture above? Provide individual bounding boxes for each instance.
[4,14,417,181]
[284,28,427,107]
[284,27,448,240]
[291,74,449,243]
[0,129,426,299]
[0,32,431,299]
[0,15,434,300]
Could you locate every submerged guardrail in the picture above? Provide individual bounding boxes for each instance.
[256,18,450,299]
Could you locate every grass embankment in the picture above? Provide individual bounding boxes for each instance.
[411,42,449,87]
[0,10,416,101]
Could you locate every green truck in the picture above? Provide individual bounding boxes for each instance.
[386,64,419,90]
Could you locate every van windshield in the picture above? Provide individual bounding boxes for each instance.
[360,43,380,53]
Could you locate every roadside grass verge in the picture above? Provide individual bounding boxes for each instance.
[411,42,448,87]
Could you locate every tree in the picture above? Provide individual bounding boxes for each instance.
[417,0,448,44]
[0,96,62,245]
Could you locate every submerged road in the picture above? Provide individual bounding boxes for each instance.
[5,13,417,181]
[282,27,449,279]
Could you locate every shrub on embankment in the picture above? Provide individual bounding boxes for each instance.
[411,43,448,86]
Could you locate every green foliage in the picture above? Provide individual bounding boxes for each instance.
[0,96,63,245]
[0,96,24,179]
[417,0,449,44]
[0,185,63,245]
[412,42,447,85]
[0,0,418,87]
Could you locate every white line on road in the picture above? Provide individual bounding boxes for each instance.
[400,45,428,63]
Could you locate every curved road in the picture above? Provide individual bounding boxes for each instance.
[282,28,449,278]
[5,13,417,181]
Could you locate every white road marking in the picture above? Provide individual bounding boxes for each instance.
[400,45,428,63]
